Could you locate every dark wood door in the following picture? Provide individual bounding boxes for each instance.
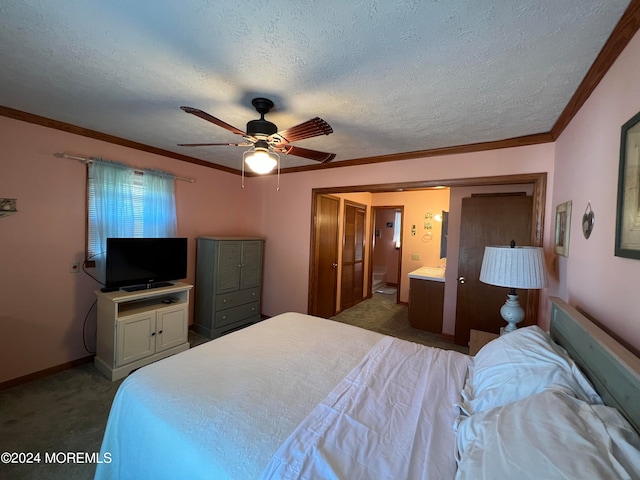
[454,194,533,346]
[310,195,340,318]
[341,201,366,311]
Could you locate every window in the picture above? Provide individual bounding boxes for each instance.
[393,210,402,248]
[87,159,177,277]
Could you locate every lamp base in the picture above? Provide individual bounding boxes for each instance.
[500,293,524,334]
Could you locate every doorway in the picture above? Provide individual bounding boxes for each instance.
[308,173,547,330]
[370,206,403,304]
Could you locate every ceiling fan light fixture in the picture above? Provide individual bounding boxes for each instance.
[243,146,278,174]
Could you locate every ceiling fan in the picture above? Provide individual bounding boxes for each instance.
[178,98,336,174]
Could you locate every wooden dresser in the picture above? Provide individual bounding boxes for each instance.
[193,237,264,339]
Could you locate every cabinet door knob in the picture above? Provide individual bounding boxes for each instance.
[332,263,338,268]
[222,298,228,303]
[251,292,256,296]
[158,330,163,335]
[151,332,156,336]
[458,276,466,284]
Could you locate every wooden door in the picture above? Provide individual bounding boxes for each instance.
[341,201,366,311]
[454,194,533,346]
[309,195,340,318]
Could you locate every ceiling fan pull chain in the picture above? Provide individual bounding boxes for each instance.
[241,155,245,189]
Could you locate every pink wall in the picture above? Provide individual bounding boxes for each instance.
[0,117,253,383]
[249,143,556,321]
[0,118,555,384]
[551,30,640,351]
[16,28,640,382]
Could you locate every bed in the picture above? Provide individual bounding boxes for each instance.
[95,297,640,479]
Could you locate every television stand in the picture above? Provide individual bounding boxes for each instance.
[94,282,193,381]
[121,281,174,292]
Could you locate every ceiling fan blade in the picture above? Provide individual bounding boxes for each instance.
[272,117,333,144]
[180,106,246,136]
[280,145,336,163]
[177,142,250,147]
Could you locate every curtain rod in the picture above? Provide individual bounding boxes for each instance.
[54,153,195,183]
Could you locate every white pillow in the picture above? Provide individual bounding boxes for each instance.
[459,325,601,415]
[455,390,640,480]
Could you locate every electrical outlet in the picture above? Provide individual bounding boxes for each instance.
[70,262,81,273]
[411,254,420,261]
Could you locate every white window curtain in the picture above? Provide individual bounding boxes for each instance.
[141,169,177,238]
[88,159,177,282]
[393,211,402,248]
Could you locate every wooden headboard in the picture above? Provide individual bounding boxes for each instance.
[549,297,640,434]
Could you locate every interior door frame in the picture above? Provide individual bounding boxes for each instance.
[369,205,404,304]
[308,173,546,323]
[308,193,341,317]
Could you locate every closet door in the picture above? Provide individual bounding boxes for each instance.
[341,201,366,311]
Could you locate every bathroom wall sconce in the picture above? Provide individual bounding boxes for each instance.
[0,198,17,218]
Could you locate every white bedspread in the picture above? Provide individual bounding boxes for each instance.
[260,336,472,480]
[95,313,384,480]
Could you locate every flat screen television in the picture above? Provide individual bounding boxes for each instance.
[104,237,188,292]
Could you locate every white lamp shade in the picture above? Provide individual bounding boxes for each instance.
[244,148,278,174]
[479,246,548,289]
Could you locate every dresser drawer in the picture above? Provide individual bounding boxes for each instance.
[214,301,260,329]
[215,288,260,311]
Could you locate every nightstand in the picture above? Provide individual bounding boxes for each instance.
[469,329,499,356]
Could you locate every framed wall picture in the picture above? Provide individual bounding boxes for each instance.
[554,201,572,257]
[615,110,640,259]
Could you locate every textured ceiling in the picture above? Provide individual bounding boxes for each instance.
[0,1,632,172]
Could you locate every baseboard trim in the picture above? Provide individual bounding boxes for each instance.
[0,355,94,391]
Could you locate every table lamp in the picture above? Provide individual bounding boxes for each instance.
[479,241,548,334]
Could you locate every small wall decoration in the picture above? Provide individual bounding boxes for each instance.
[615,110,640,259]
[554,201,572,257]
[582,202,595,239]
[0,198,17,217]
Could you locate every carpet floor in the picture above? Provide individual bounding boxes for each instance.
[0,294,466,479]
[332,292,468,354]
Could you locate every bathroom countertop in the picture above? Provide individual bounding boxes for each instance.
[408,266,446,282]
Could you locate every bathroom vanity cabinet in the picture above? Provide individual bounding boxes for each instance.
[408,275,445,334]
